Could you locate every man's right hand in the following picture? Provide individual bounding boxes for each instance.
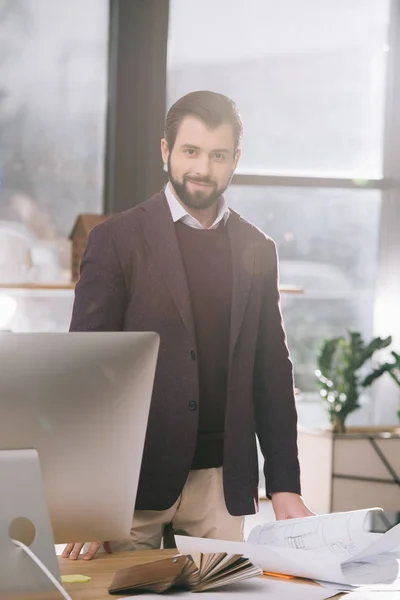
[61,541,111,560]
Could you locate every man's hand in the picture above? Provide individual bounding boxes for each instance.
[271,492,315,520]
[61,541,111,560]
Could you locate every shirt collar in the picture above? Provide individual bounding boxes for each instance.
[165,183,230,230]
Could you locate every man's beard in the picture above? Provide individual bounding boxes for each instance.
[168,158,231,211]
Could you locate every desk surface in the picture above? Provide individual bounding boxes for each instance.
[58,550,346,600]
[59,550,176,599]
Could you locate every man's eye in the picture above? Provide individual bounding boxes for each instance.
[213,153,226,161]
[184,149,196,156]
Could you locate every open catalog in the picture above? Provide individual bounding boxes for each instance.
[176,508,400,591]
[109,552,262,595]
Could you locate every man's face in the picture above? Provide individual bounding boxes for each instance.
[161,116,240,211]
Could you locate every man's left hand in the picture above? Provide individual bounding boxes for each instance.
[271,492,315,520]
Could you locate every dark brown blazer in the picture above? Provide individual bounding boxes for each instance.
[69,190,300,515]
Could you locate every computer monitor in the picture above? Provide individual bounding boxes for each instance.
[0,331,159,597]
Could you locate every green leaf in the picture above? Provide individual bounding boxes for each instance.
[363,364,392,387]
[363,348,400,389]
[358,335,392,368]
[317,337,342,376]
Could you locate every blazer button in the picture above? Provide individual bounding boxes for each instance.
[188,400,198,411]
[190,350,196,360]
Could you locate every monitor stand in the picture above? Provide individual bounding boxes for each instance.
[0,449,60,597]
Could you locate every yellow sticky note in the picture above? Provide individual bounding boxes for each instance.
[61,574,91,584]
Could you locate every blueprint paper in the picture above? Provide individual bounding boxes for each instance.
[176,507,400,588]
[248,508,378,557]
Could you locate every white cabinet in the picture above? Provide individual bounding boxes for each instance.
[298,426,400,514]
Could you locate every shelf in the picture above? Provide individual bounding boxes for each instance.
[279,284,304,294]
[0,282,75,290]
[0,282,304,294]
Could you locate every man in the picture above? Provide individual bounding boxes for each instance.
[64,90,312,561]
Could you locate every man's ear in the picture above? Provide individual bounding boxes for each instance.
[161,138,170,166]
[234,148,241,170]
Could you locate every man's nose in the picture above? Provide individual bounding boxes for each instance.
[194,155,212,177]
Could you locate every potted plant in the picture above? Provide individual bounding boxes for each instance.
[363,351,400,421]
[315,331,392,433]
[297,331,400,515]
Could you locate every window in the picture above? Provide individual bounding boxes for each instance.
[0,0,108,280]
[168,0,390,177]
[227,186,381,392]
[0,0,108,331]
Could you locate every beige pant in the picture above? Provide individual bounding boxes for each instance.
[108,468,244,552]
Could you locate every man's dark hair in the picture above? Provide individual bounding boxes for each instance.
[164,90,243,151]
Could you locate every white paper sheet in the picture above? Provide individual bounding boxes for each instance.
[118,576,340,600]
[345,592,400,599]
[319,579,400,593]
[176,515,400,588]
[341,552,400,587]
[247,507,400,588]
[345,517,400,561]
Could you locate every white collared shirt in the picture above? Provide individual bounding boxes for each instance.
[165,183,230,230]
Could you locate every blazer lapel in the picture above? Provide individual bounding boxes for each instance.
[227,213,255,358]
[140,193,196,343]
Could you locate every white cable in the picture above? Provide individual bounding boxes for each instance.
[11,538,73,600]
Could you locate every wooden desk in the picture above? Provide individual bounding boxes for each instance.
[59,550,176,599]
[58,550,345,600]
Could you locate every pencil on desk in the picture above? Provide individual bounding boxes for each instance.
[264,572,321,588]
[263,571,295,579]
